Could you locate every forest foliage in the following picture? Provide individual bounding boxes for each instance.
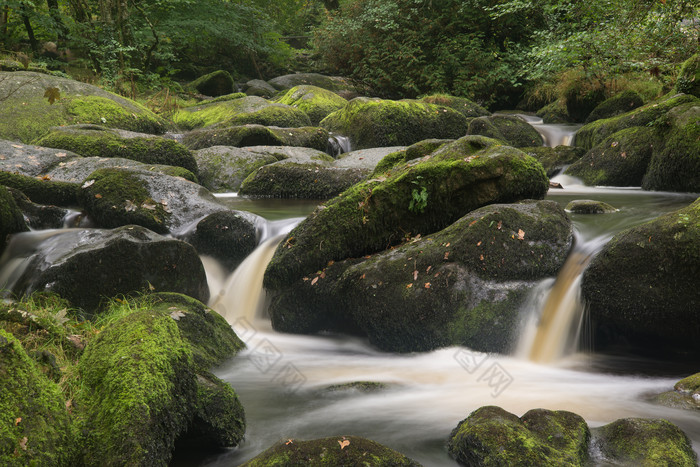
[0,0,697,109]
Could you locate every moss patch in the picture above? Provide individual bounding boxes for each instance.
[274,85,348,125]
[0,171,79,206]
[585,90,644,123]
[0,186,29,253]
[421,93,490,118]
[182,124,329,151]
[676,54,700,98]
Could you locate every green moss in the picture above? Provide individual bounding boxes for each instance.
[35,127,199,175]
[421,93,490,118]
[77,168,170,233]
[0,329,76,466]
[467,115,543,147]
[675,373,700,393]
[536,99,570,124]
[0,186,29,253]
[585,90,644,123]
[240,435,420,466]
[595,418,697,466]
[0,171,79,206]
[274,85,348,125]
[521,146,585,177]
[182,124,329,151]
[76,310,197,466]
[565,199,618,214]
[187,70,234,97]
[448,406,589,466]
[187,372,245,448]
[66,95,168,134]
[320,97,468,149]
[676,54,700,97]
[372,139,454,176]
[204,92,247,104]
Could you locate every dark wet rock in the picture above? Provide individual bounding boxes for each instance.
[585,90,644,123]
[536,99,570,124]
[240,435,421,467]
[244,79,277,98]
[0,330,76,466]
[324,381,389,393]
[448,406,589,467]
[467,114,544,147]
[0,70,168,143]
[565,199,617,214]
[274,85,348,125]
[592,418,697,466]
[0,186,28,253]
[521,146,586,178]
[6,188,68,229]
[34,125,198,175]
[8,225,210,312]
[188,70,234,97]
[582,198,700,355]
[320,97,468,150]
[182,124,329,152]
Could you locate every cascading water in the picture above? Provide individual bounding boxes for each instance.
[515,114,582,147]
[327,134,352,157]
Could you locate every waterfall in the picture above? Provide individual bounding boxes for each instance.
[327,135,352,157]
[515,114,582,148]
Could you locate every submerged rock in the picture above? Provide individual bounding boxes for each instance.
[34,125,198,175]
[565,199,617,214]
[467,114,544,147]
[592,418,697,466]
[0,71,168,143]
[274,85,348,125]
[320,97,468,149]
[0,330,75,466]
[582,197,700,355]
[240,435,421,466]
[448,406,589,466]
[8,226,210,313]
[182,124,329,151]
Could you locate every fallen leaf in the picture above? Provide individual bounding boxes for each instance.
[82,179,95,188]
[44,86,61,104]
[469,220,478,227]
[65,399,73,411]
[620,152,627,159]
[445,243,450,247]
[426,265,432,273]
[19,437,27,451]
[56,152,67,158]
[480,254,484,261]
[286,439,293,445]
[517,229,525,240]
[477,241,482,246]
[497,220,502,230]
[14,418,21,426]
[360,273,365,279]
[11,144,23,148]
[141,202,156,210]
[170,310,186,320]
[413,270,418,280]
[311,276,319,285]
[611,141,619,147]
[406,283,413,288]
[424,282,431,288]
[94,194,102,199]
[444,251,449,260]
[339,439,350,449]
[320,271,326,279]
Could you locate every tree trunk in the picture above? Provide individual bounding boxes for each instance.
[46,0,68,40]
[20,5,39,53]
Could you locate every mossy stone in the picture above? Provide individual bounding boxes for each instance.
[448,406,589,466]
[182,124,329,151]
[0,186,29,253]
[267,73,357,95]
[324,381,389,392]
[372,139,453,176]
[240,435,421,466]
[0,71,169,143]
[320,97,468,150]
[585,90,644,123]
[565,199,617,214]
[188,70,234,97]
[274,85,348,125]
[521,146,585,177]
[0,171,79,206]
[421,94,490,118]
[76,310,197,466]
[676,54,700,97]
[173,96,311,130]
[467,115,543,147]
[582,197,700,355]
[536,99,570,124]
[193,146,281,192]
[564,82,606,123]
[244,79,277,98]
[593,418,697,466]
[7,187,68,230]
[0,330,75,466]
[675,373,700,394]
[34,126,199,175]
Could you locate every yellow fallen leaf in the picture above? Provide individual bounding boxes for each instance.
[424,282,431,289]
[517,229,525,240]
[338,439,350,449]
[406,283,413,288]
[14,418,21,426]
[19,437,27,451]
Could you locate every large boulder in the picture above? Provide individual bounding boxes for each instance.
[6,188,69,230]
[676,54,700,98]
[77,167,257,234]
[0,71,168,143]
[466,115,543,148]
[420,94,490,118]
[243,79,277,98]
[371,140,453,176]
[320,97,468,150]
[592,418,697,466]
[173,96,311,130]
[240,436,420,467]
[448,406,589,466]
[34,125,198,175]
[265,136,549,291]
[581,198,700,355]
[0,171,78,206]
[6,225,210,313]
[267,73,357,97]
[0,186,29,253]
[654,373,700,411]
[536,99,570,124]
[274,85,348,125]
[0,330,75,466]
[585,90,644,123]
[182,124,329,151]
[187,70,234,97]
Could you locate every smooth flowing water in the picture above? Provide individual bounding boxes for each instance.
[194,181,699,466]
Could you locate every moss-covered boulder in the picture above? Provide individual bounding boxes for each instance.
[654,373,700,411]
[0,71,168,143]
[448,406,589,466]
[420,94,490,118]
[7,225,210,313]
[582,197,700,355]
[0,186,29,253]
[467,115,544,147]
[536,99,571,124]
[188,70,234,97]
[371,140,452,176]
[676,54,700,98]
[320,97,468,150]
[239,162,367,199]
[0,171,79,205]
[173,96,311,131]
[6,188,68,230]
[335,146,407,173]
[182,124,329,151]
[566,127,660,186]
[78,167,255,234]
[34,125,198,175]
[76,309,197,466]
[585,90,644,123]
[267,73,357,97]
[592,418,697,466]
[265,136,549,293]
[244,79,277,98]
[274,85,348,125]
[564,82,606,123]
[0,139,82,177]
[521,146,585,177]
[181,211,258,271]
[0,330,75,466]
[565,199,617,214]
[240,436,421,467]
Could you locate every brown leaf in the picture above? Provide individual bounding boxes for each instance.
[286,439,294,445]
[56,152,67,158]
[413,270,418,280]
[11,144,23,149]
[360,273,366,280]
[406,283,413,288]
[444,251,450,260]
[480,254,485,261]
[517,229,525,240]
[424,282,431,289]
[426,266,432,273]
[19,437,28,451]
[14,418,21,426]
[44,86,61,105]
[95,194,102,199]
[339,439,350,449]
[477,241,482,246]
[469,220,478,227]
[320,271,326,279]
[620,152,627,159]
[311,276,319,285]
[497,220,502,230]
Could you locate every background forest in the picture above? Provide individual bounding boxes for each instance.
[1,0,698,110]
